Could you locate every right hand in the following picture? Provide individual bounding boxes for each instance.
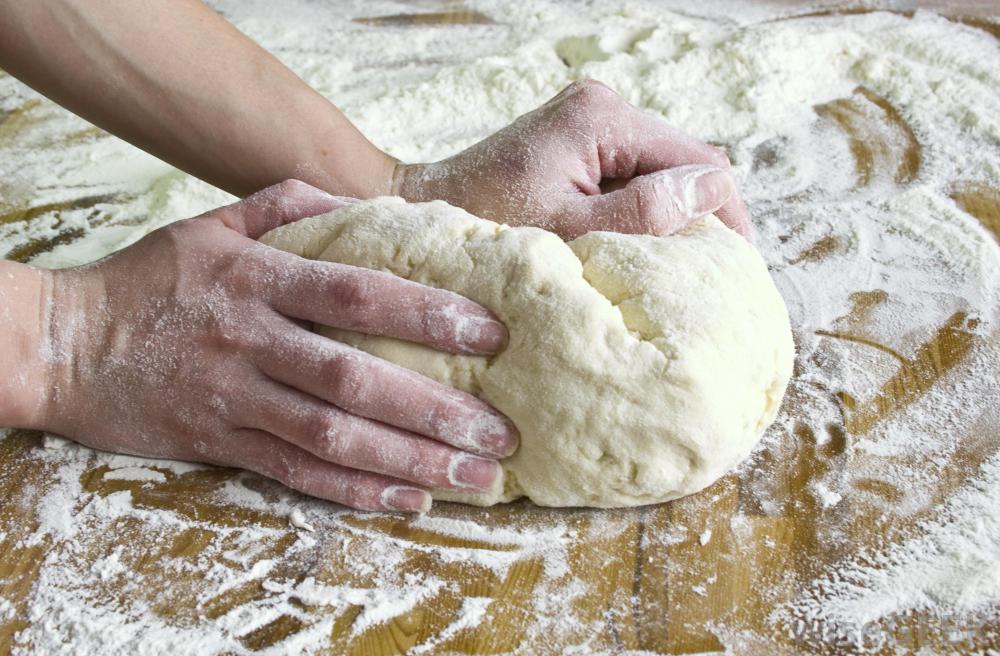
[36,180,518,512]
[395,79,752,240]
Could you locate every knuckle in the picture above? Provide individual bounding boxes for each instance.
[394,444,424,478]
[213,319,243,350]
[631,183,658,233]
[417,296,457,344]
[304,412,337,451]
[313,413,361,463]
[425,393,465,442]
[633,180,677,235]
[274,452,306,491]
[166,215,205,236]
[191,437,215,460]
[162,217,226,254]
[326,353,372,404]
[222,251,267,296]
[330,272,376,310]
[569,78,608,94]
[323,350,351,382]
[425,397,452,436]
[567,78,615,107]
[275,178,310,194]
[199,296,245,349]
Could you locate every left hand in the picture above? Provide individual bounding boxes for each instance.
[393,79,752,240]
[35,181,516,513]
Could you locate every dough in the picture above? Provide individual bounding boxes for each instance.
[260,197,794,508]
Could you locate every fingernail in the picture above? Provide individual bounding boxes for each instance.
[459,406,519,458]
[382,485,432,513]
[457,313,509,355]
[448,454,501,490]
[691,167,735,217]
[710,145,732,166]
[482,413,519,457]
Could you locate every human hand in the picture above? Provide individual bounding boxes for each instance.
[38,180,518,512]
[394,79,751,240]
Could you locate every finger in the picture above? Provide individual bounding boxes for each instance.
[213,179,357,239]
[575,89,752,238]
[603,119,751,238]
[554,80,729,182]
[239,381,502,491]
[568,164,734,238]
[212,428,432,512]
[265,257,507,355]
[714,190,755,243]
[597,110,734,182]
[253,322,519,458]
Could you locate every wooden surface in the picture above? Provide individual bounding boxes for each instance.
[1,2,999,654]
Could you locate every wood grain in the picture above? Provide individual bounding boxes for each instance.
[1,2,999,654]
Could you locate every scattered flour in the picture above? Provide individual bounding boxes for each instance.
[0,597,14,622]
[775,453,1000,650]
[102,467,168,484]
[410,596,493,655]
[40,435,71,450]
[287,508,315,533]
[0,0,998,653]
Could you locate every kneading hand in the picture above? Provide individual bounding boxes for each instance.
[38,180,518,512]
[394,79,752,240]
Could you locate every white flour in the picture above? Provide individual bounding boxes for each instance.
[779,453,1000,649]
[1,0,999,653]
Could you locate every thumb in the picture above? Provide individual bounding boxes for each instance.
[212,179,358,239]
[572,165,735,238]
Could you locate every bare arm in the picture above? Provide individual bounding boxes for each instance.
[0,262,49,429]
[0,183,516,512]
[0,0,394,198]
[0,1,750,237]
[0,1,752,512]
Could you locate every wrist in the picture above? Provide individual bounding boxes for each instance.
[332,136,398,199]
[391,161,413,199]
[308,99,400,199]
[325,144,397,199]
[392,161,440,204]
[36,266,108,437]
[0,262,53,429]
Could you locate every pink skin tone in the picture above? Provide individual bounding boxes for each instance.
[33,181,515,513]
[396,79,753,240]
[0,1,751,512]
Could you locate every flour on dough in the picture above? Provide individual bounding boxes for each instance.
[261,197,794,508]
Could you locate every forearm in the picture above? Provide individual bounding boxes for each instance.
[0,261,50,429]
[0,0,394,198]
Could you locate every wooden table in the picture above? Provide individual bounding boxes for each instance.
[1,2,998,654]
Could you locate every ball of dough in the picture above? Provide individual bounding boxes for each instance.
[260,197,794,508]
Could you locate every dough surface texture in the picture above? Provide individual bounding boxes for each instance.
[261,197,794,508]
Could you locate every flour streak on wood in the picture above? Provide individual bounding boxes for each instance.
[1,0,999,653]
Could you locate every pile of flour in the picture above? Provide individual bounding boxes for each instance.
[1,0,999,653]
